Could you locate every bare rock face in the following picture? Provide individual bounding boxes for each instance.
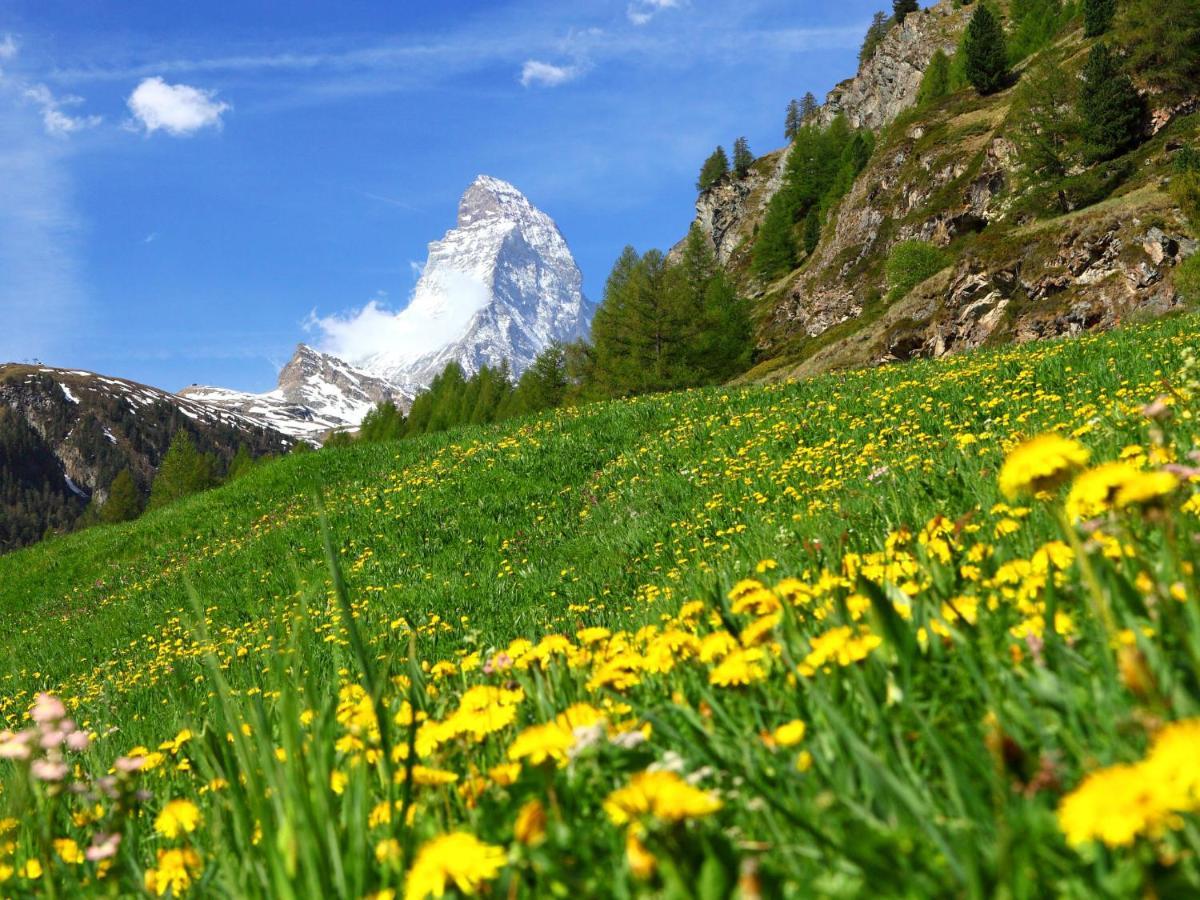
[682,149,791,266]
[903,221,1196,361]
[817,1,967,131]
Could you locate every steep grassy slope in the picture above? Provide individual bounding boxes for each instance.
[3,314,1200,895]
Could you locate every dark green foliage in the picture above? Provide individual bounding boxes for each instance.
[0,407,84,550]
[1082,0,1115,37]
[100,469,142,524]
[697,146,730,191]
[1012,59,1080,178]
[1008,0,1070,63]
[916,50,952,106]
[801,92,818,121]
[1078,43,1146,161]
[785,99,802,141]
[732,137,754,177]
[893,0,920,24]
[860,12,892,65]
[506,344,569,415]
[1117,0,1200,103]
[752,118,874,280]
[885,240,953,300]
[227,445,257,480]
[1172,147,1200,225]
[802,207,823,256]
[358,401,406,443]
[148,430,217,510]
[752,193,800,279]
[590,233,752,395]
[963,4,1008,94]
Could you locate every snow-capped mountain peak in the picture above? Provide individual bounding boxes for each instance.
[186,175,592,441]
[354,175,594,391]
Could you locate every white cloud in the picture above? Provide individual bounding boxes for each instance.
[627,0,681,26]
[126,76,229,136]
[519,59,581,88]
[22,83,101,137]
[307,270,491,367]
[0,33,18,62]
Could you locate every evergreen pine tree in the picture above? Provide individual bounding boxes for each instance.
[893,0,920,23]
[752,192,798,280]
[963,4,1009,95]
[1117,0,1200,103]
[1078,42,1146,161]
[732,137,754,177]
[860,12,891,64]
[589,246,644,396]
[1082,0,1115,37]
[801,92,818,121]
[785,100,802,140]
[100,469,142,524]
[359,401,405,442]
[802,207,823,256]
[696,146,730,191]
[149,430,215,510]
[917,50,952,105]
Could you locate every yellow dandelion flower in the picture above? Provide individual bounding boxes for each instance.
[513,799,546,846]
[404,832,505,900]
[998,434,1089,498]
[145,848,202,897]
[506,722,574,766]
[154,799,201,840]
[603,770,722,826]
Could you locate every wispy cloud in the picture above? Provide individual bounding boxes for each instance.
[126,76,230,135]
[519,59,583,88]
[23,83,102,136]
[0,33,18,62]
[627,0,683,27]
[0,68,89,362]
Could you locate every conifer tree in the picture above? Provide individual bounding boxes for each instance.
[1082,0,1115,37]
[860,12,891,64]
[963,4,1008,95]
[893,0,920,24]
[752,193,798,280]
[732,137,754,177]
[1078,42,1146,161]
[803,207,823,256]
[785,100,802,140]
[100,469,142,524]
[917,50,952,105]
[359,401,405,442]
[696,146,729,191]
[1117,0,1200,103]
[801,92,818,121]
[149,430,215,510]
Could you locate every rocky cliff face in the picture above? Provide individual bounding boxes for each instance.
[674,1,1198,384]
[679,1,968,272]
[817,2,967,131]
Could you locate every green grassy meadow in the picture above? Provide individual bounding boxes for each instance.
[3,313,1200,897]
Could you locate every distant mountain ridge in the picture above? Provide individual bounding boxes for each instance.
[185,176,594,440]
[0,363,290,551]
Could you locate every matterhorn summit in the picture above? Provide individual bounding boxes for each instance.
[184,176,593,441]
[356,175,594,392]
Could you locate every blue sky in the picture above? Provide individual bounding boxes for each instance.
[0,0,878,392]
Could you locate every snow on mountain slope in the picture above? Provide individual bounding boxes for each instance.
[186,176,593,441]
[350,175,595,391]
[180,345,404,442]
